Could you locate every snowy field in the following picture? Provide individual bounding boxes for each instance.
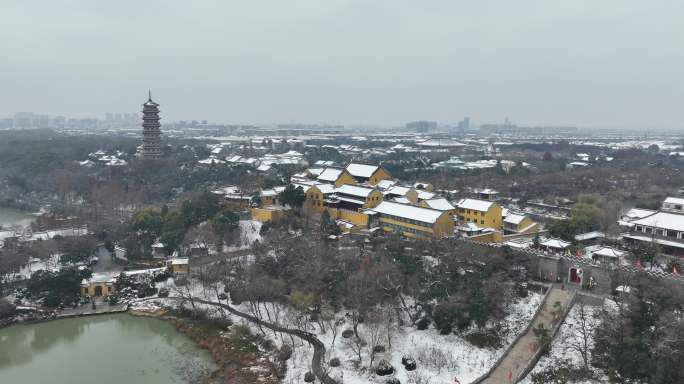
[5,253,62,281]
[279,292,543,384]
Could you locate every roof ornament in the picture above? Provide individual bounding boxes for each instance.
[148,89,152,102]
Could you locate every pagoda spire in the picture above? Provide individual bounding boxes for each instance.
[142,91,162,158]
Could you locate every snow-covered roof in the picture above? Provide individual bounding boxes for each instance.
[540,238,571,249]
[256,164,272,172]
[334,196,366,205]
[335,184,376,198]
[423,198,455,211]
[345,163,379,178]
[199,157,225,165]
[663,197,684,206]
[593,247,625,258]
[170,258,189,265]
[314,160,336,167]
[417,191,436,200]
[83,272,118,285]
[336,219,354,229]
[456,198,494,212]
[504,238,533,249]
[370,201,444,224]
[631,211,684,232]
[376,179,397,190]
[386,185,413,196]
[260,189,278,197]
[317,168,343,182]
[623,208,657,220]
[315,184,336,194]
[458,222,482,232]
[392,197,412,204]
[475,188,499,195]
[574,231,605,241]
[623,234,684,249]
[307,168,325,177]
[504,213,526,225]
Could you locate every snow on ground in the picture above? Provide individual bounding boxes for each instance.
[520,303,605,384]
[224,220,262,252]
[6,253,62,281]
[278,292,543,384]
[135,276,542,384]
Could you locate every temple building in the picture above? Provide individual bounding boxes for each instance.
[142,91,162,158]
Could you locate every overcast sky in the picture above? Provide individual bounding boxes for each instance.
[1,0,682,129]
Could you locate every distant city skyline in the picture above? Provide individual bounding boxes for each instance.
[1,1,683,130]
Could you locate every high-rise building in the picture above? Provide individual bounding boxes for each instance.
[406,120,437,133]
[142,91,162,158]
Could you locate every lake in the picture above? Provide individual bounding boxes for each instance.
[0,207,35,228]
[0,314,216,384]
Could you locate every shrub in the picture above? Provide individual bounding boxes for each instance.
[157,288,169,298]
[304,371,315,382]
[152,270,171,283]
[432,303,457,335]
[43,292,62,308]
[0,299,16,319]
[277,345,293,362]
[465,330,502,349]
[375,359,394,376]
[385,378,401,384]
[329,357,341,367]
[373,345,386,353]
[416,316,430,331]
[401,356,417,371]
[415,346,457,373]
[516,283,529,298]
[341,329,354,338]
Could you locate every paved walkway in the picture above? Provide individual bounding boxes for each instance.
[92,245,123,273]
[479,288,573,384]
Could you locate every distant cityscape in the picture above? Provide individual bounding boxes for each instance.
[4,110,672,137]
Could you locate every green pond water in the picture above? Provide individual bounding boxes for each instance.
[0,207,35,228]
[0,314,216,384]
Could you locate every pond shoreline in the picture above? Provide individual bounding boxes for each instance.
[1,305,279,383]
[129,307,280,384]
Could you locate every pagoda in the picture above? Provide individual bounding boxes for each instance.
[142,90,162,158]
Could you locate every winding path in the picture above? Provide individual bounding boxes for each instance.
[189,298,337,384]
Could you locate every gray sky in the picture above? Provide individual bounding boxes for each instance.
[1,0,683,129]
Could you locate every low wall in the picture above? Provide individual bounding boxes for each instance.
[327,208,369,228]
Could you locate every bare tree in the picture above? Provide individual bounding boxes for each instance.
[347,334,365,365]
[365,309,384,368]
[565,302,597,373]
